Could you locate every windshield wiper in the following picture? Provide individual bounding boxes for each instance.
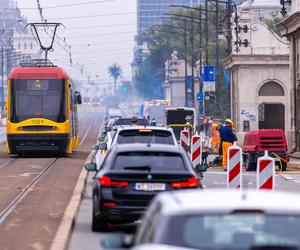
[124,165,152,171]
[251,245,299,250]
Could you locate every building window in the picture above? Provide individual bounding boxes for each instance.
[30,43,33,50]
[24,42,27,50]
[259,82,285,96]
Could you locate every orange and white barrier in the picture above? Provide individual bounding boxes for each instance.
[191,134,202,168]
[257,151,275,190]
[227,142,242,189]
[180,129,190,149]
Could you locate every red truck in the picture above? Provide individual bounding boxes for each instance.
[243,129,289,171]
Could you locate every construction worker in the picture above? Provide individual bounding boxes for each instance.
[211,122,221,154]
[220,119,237,171]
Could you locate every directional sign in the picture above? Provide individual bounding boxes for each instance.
[204,66,215,82]
[197,92,204,101]
[203,81,216,92]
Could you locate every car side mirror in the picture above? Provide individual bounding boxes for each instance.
[84,163,97,172]
[101,234,133,249]
[196,164,208,173]
[98,143,108,150]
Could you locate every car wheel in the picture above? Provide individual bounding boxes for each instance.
[245,155,256,171]
[92,207,109,232]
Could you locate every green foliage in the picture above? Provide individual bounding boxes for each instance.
[134,6,230,117]
[108,63,122,81]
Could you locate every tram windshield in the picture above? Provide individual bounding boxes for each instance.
[10,79,66,123]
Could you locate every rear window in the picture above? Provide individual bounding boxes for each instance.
[114,118,149,126]
[113,152,186,171]
[116,130,175,145]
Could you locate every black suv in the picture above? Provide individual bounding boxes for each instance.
[85,144,202,232]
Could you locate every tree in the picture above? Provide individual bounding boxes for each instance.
[134,6,229,116]
[108,63,122,95]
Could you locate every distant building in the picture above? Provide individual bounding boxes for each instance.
[224,2,291,147]
[278,0,300,152]
[137,0,201,33]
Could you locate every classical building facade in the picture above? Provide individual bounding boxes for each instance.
[278,0,300,152]
[224,2,291,146]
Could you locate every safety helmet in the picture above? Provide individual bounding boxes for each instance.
[225,119,233,124]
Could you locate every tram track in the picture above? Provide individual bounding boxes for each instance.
[0,108,103,244]
[0,111,98,224]
[0,158,58,224]
[0,159,17,171]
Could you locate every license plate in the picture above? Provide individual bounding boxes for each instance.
[134,183,166,191]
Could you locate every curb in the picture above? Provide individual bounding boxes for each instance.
[50,150,95,250]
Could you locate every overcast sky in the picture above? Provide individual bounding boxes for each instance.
[15,0,137,82]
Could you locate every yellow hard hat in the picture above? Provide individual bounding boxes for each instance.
[225,119,233,124]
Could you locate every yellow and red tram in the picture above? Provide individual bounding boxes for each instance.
[6,66,81,154]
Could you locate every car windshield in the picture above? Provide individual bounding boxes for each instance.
[116,130,175,145]
[159,214,300,250]
[113,152,186,171]
[114,118,149,126]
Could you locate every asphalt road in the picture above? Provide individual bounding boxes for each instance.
[68,161,300,250]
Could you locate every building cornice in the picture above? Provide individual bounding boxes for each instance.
[224,54,289,69]
[277,11,300,37]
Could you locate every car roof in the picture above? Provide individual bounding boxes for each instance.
[116,117,146,120]
[116,126,173,132]
[156,189,300,215]
[111,143,183,154]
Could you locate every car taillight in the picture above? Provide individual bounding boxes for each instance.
[103,202,117,207]
[171,177,199,188]
[99,176,129,187]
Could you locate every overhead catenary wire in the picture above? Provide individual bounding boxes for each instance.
[39,30,136,39]
[28,11,136,22]
[19,0,115,10]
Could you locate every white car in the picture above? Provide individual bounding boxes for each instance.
[94,126,178,169]
[111,126,178,146]
[103,189,300,250]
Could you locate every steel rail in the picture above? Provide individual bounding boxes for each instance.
[0,158,58,224]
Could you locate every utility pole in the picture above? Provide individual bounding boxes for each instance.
[190,11,195,108]
[215,0,221,116]
[1,48,3,113]
[184,22,188,107]
[205,0,209,65]
[198,6,204,118]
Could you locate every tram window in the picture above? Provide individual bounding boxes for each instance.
[26,80,49,91]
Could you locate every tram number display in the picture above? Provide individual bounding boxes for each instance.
[31,120,44,125]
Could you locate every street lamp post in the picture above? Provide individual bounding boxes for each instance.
[160,18,190,107]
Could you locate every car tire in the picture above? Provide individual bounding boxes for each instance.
[245,155,256,171]
[92,208,109,232]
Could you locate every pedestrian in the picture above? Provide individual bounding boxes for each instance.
[219,119,237,171]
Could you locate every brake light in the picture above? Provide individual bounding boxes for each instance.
[103,202,117,207]
[171,177,199,188]
[100,176,129,187]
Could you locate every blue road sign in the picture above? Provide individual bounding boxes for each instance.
[197,92,204,101]
[204,65,215,82]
